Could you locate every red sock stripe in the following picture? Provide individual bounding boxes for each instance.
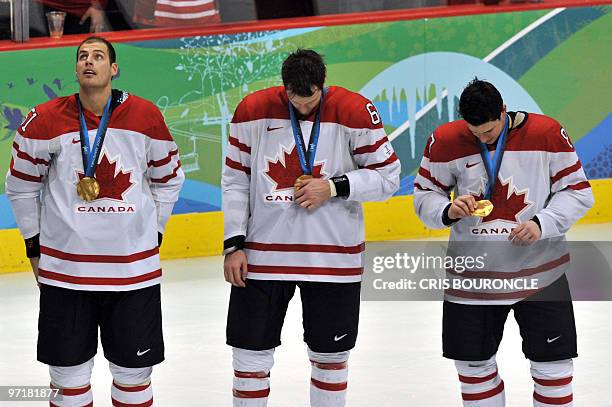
[458,370,498,384]
[234,370,270,379]
[232,388,270,398]
[310,360,348,370]
[49,384,91,396]
[113,382,151,392]
[310,378,348,392]
[533,391,573,405]
[50,402,92,407]
[532,376,573,386]
[111,398,153,407]
[462,380,505,401]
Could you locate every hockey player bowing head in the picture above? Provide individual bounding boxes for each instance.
[222,49,400,406]
[414,79,593,406]
[6,36,184,406]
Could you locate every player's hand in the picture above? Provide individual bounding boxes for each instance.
[224,250,248,287]
[81,5,106,32]
[294,178,331,210]
[29,257,40,287]
[508,220,541,246]
[448,195,477,220]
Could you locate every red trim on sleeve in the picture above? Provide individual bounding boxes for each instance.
[13,142,50,165]
[9,158,43,182]
[225,157,251,175]
[353,136,389,155]
[417,166,450,190]
[147,149,178,168]
[362,152,398,170]
[150,161,182,183]
[229,136,252,154]
[551,161,582,184]
[566,181,591,190]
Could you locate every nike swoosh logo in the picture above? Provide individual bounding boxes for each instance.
[136,348,151,356]
[72,138,80,144]
[267,126,283,132]
[334,334,348,342]
[465,162,479,168]
[547,335,561,343]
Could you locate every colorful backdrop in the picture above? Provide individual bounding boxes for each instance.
[1,4,610,271]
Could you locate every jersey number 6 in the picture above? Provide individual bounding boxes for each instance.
[365,103,381,125]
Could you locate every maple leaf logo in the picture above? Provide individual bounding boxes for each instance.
[475,177,530,223]
[77,152,134,201]
[265,144,324,191]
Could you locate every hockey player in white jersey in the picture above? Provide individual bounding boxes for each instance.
[6,36,184,406]
[222,49,401,406]
[414,79,593,406]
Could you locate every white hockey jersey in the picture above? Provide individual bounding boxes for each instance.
[414,112,594,304]
[223,86,401,283]
[6,90,184,291]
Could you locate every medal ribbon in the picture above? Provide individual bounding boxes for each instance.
[77,95,112,178]
[288,88,327,175]
[479,115,509,200]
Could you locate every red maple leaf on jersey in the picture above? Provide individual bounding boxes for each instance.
[476,178,529,223]
[78,153,133,201]
[265,145,323,191]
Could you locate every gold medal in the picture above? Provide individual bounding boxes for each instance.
[472,200,494,217]
[77,177,100,202]
[294,174,313,192]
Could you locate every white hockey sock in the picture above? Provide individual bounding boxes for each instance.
[232,348,274,407]
[455,356,505,407]
[309,349,349,407]
[111,381,153,407]
[531,359,573,407]
[233,370,270,406]
[49,383,93,407]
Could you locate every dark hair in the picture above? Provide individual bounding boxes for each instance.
[76,36,116,64]
[458,78,503,126]
[281,49,326,96]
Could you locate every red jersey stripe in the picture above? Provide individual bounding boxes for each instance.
[363,153,398,170]
[353,136,389,155]
[245,242,365,254]
[147,149,178,167]
[229,136,252,154]
[551,161,582,184]
[418,166,450,190]
[9,158,43,182]
[41,246,159,263]
[150,161,182,183]
[13,142,50,165]
[446,254,570,280]
[38,268,162,286]
[247,264,363,276]
[226,157,251,174]
[446,287,544,300]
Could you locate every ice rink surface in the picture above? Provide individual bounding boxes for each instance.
[1,223,611,406]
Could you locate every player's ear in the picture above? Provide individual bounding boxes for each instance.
[111,63,119,80]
